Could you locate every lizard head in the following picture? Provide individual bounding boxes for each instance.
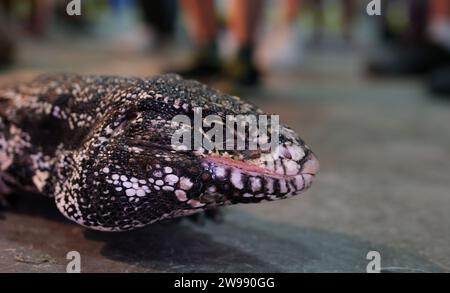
[58,74,319,231]
[109,75,318,216]
[197,126,320,205]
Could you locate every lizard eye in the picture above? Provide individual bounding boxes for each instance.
[110,110,138,138]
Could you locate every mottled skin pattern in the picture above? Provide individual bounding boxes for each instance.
[0,74,319,231]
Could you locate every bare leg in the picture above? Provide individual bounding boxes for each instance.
[430,0,450,21]
[282,0,301,26]
[181,0,218,46]
[227,0,264,86]
[28,0,54,36]
[230,0,264,47]
[174,0,221,79]
[429,0,450,48]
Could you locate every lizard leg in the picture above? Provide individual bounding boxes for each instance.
[0,173,13,209]
[0,171,19,208]
[186,208,224,225]
[204,208,224,223]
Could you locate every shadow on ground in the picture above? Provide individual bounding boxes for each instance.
[0,192,443,272]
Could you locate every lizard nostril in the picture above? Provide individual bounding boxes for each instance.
[280,147,292,159]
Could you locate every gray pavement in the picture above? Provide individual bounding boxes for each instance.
[0,38,449,272]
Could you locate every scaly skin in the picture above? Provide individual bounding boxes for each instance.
[0,74,319,231]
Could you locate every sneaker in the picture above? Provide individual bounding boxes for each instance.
[367,42,450,76]
[172,41,222,80]
[225,45,262,87]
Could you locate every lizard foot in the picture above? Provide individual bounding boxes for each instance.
[0,172,17,210]
[186,208,224,225]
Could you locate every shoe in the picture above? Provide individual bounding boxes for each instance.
[0,33,13,68]
[172,41,222,80]
[367,42,450,76]
[225,45,262,87]
[429,67,450,96]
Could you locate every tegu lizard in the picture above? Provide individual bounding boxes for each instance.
[0,73,319,231]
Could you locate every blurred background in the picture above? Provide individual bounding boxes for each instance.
[0,0,450,272]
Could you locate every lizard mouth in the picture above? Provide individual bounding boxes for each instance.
[202,152,319,200]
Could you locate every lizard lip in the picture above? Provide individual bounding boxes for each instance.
[301,153,320,176]
[202,153,319,198]
[204,152,319,179]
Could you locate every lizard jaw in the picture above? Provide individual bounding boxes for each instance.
[202,152,319,201]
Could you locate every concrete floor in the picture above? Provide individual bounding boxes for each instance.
[0,36,449,272]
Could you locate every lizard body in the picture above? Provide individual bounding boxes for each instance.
[0,74,319,231]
